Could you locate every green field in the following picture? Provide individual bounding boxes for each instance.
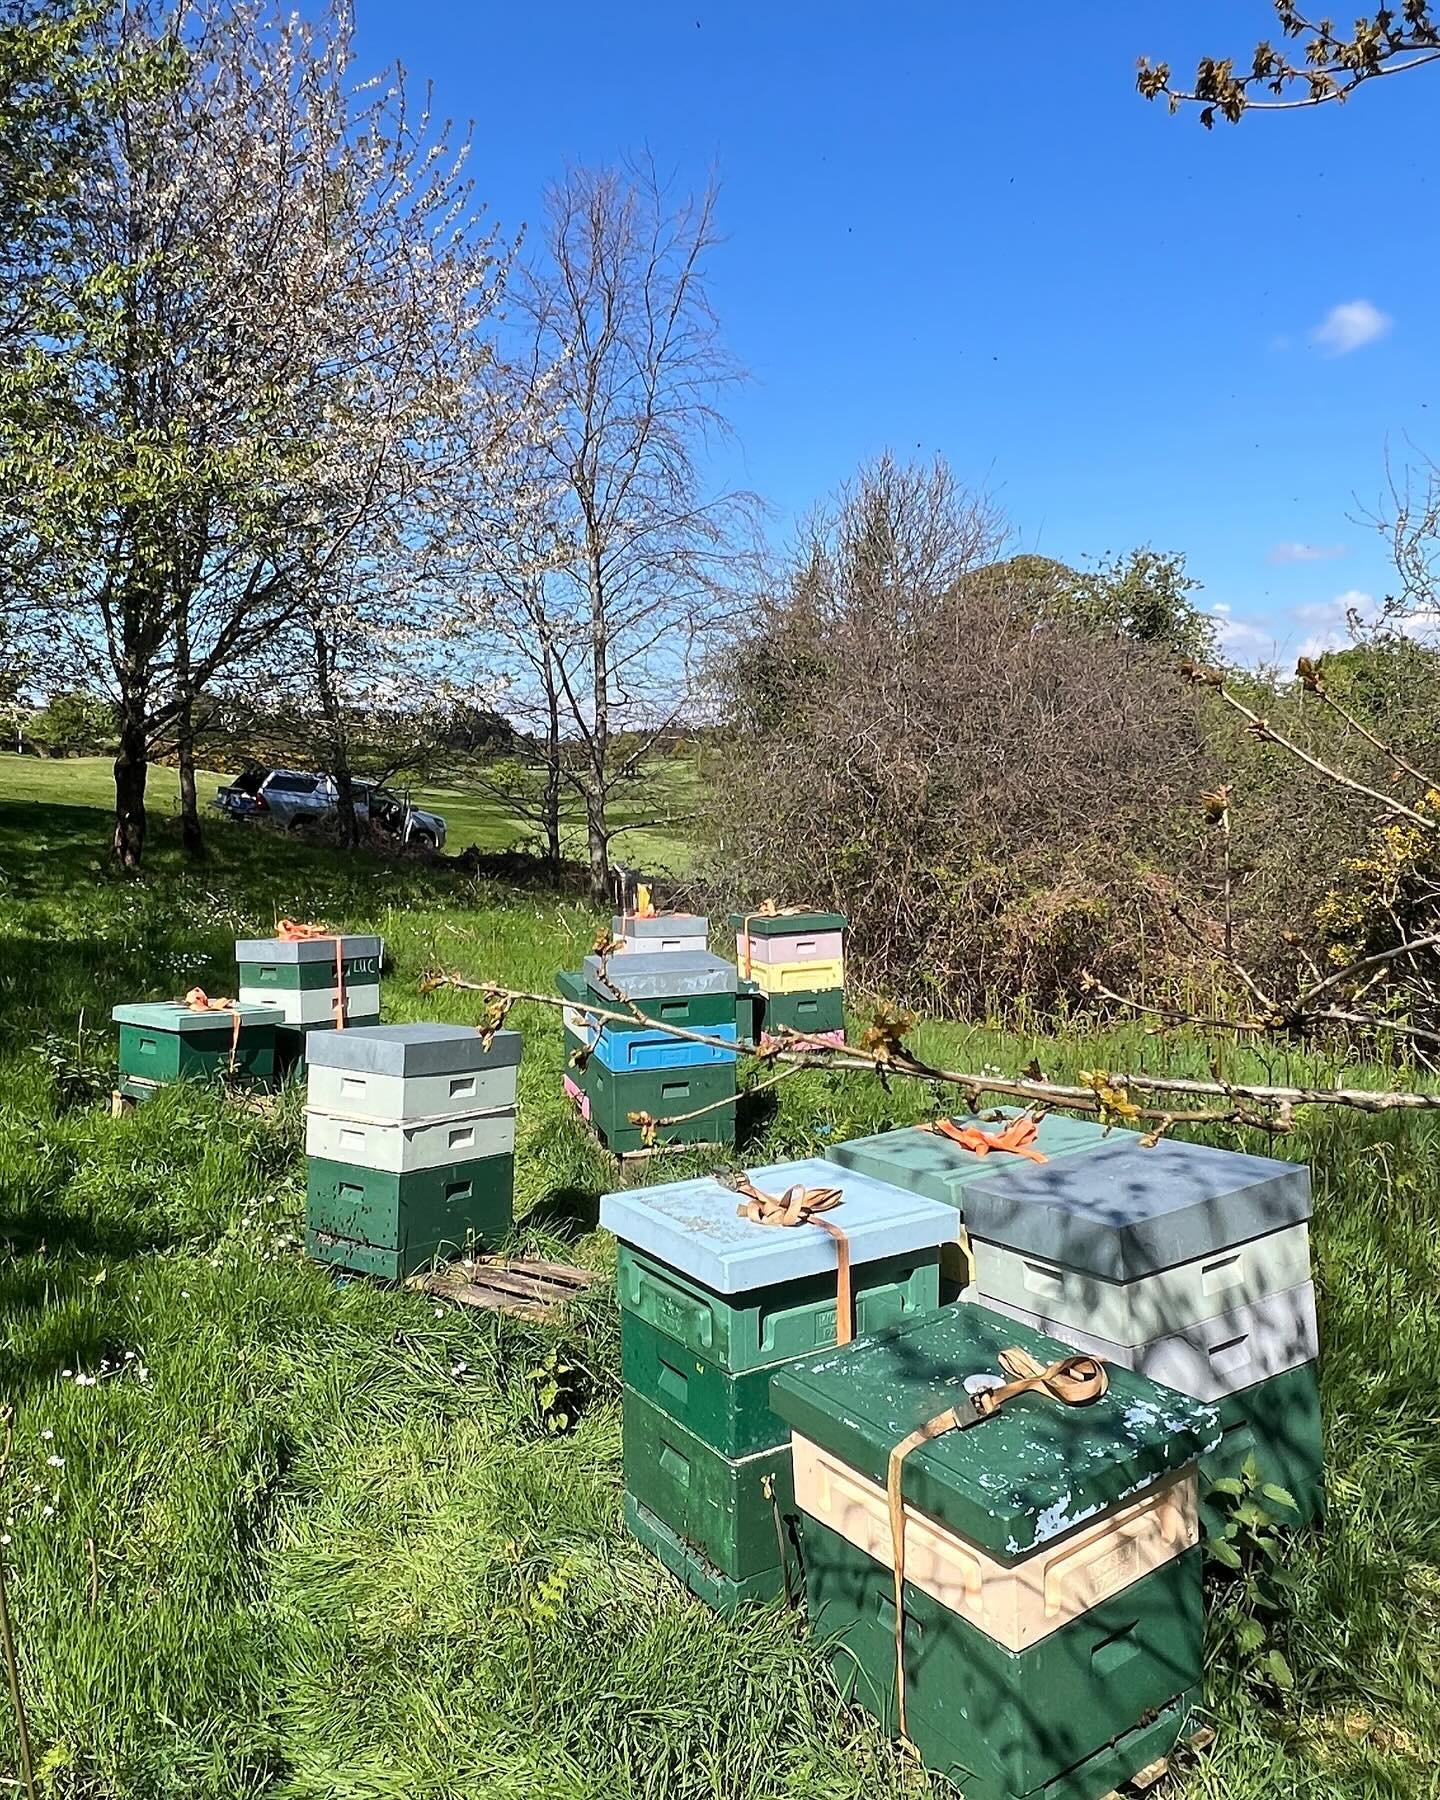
[0,771,1435,1798]
[0,752,700,872]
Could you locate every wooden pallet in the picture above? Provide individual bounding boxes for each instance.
[410,1255,600,1320]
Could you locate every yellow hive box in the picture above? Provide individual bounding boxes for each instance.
[790,1435,1197,1652]
[750,956,844,995]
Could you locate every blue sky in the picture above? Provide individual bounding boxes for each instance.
[355,0,1435,664]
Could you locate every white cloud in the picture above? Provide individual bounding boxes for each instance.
[1213,615,1276,658]
[1292,589,1375,658]
[1211,601,1232,615]
[1269,541,1348,564]
[1213,589,1378,668]
[1310,298,1392,356]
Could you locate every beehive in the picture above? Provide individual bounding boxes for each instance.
[234,933,383,1027]
[771,1301,1218,1796]
[112,1001,277,1098]
[567,951,741,1153]
[304,1023,521,1279]
[903,1131,1323,1527]
[730,909,847,1043]
[602,1157,959,1610]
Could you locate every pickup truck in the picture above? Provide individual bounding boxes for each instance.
[215,766,447,849]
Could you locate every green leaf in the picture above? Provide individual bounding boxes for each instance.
[1261,1483,1299,1512]
[1266,1648,1295,1692]
[1207,1477,1245,1498]
[1240,1451,1262,1484]
[1236,1618,1266,1653]
[1208,1538,1243,1570]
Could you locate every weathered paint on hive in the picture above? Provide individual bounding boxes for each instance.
[769,1298,1218,1557]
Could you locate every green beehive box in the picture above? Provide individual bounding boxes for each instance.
[757,987,844,1036]
[618,1244,941,1375]
[729,910,847,936]
[809,1514,1202,1800]
[770,1301,1218,1559]
[621,1311,788,1458]
[306,1151,513,1278]
[236,950,383,991]
[622,1386,796,1583]
[560,966,735,1040]
[622,1491,797,1613]
[1201,1360,1323,1530]
[113,1002,277,1089]
[825,1109,1139,1214]
[585,1059,737,1152]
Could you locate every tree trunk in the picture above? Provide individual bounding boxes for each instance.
[175,695,205,860]
[586,555,610,902]
[542,648,563,875]
[312,618,360,850]
[112,708,149,868]
[586,794,608,904]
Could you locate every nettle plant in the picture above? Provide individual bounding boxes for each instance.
[1205,1452,1304,1697]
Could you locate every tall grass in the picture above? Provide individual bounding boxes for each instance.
[0,782,1434,1797]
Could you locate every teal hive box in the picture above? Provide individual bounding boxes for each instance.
[306,1150,514,1279]
[622,1491,799,1614]
[618,1245,941,1376]
[729,909,847,936]
[826,1110,1139,1214]
[113,1002,277,1091]
[756,987,844,1035]
[584,1059,737,1153]
[622,1386,796,1588]
[808,1515,1202,1800]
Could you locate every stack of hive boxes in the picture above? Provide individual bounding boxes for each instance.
[557,950,741,1154]
[829,1115,1322,1525]
[112,1000,277,1102]
[235,931,383,1073]
[304,1022,522,1280]
[770,1302,1219,1800]
[732,909,847,1045]
[601,1159,960,1610]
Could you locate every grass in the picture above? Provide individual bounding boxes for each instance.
[0,772,1435,1797]
[0,751,701,871]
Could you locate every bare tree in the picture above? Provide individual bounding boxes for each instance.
[709,454,1219,1016]
[507,159,756,900]
[4,0,518,866]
